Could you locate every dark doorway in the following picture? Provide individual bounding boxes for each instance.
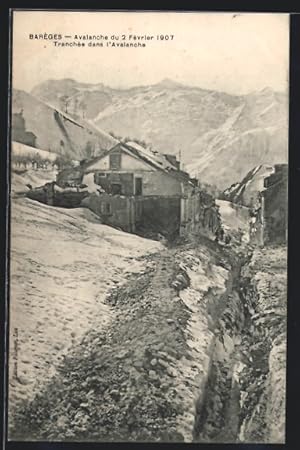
[135,177,143,196]
[111,183,122,195]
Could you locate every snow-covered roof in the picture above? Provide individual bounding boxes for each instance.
[124,141,178,172]
[82,140,194,185]
[12,141,58,161]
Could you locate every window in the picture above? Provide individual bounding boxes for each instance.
[135,177,143,196]
[94,172,106,184]
[111,183,122,195]
[100,202,111,215]
[109,152,121,170]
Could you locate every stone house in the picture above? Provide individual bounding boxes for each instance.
[79,141,195,236]
[81,141,189,197]
[56,140,221,238]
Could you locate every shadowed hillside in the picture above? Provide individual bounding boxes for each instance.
[12,89,118,161]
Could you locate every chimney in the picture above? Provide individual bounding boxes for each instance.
[163,153,180,170]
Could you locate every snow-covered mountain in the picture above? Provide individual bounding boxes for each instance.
[27,79,289,188]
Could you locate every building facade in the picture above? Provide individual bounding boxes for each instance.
[56,140,221,239]
[12,111,37,148]
[250,164,288,246]
[80,141,195,236]
[81,142,185,197]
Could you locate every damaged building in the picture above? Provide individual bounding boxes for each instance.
[55,140,221,238]
[12,110,37,148]
[250,164,288,246]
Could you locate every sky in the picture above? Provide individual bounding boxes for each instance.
[12,11,289,94]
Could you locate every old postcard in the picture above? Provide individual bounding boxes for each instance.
[7,10,288,443]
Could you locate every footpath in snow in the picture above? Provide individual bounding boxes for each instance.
[8,196,162,433]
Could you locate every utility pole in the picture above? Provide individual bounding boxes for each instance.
[178,149,182,170]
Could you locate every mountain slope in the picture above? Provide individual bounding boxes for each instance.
[12,89,118,161]
[186,88,288,188]
[30,79,288,188]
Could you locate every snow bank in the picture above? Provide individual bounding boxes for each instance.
[8,197,162,420]
[174,249,229,441]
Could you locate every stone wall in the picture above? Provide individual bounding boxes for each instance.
[180,189,222,239]
[249,164,288,246]
[262,165,288,245]
[83,194,181,238]
[85,169,182,197]
[87,172,135,196]
[84,193,136,232]
[136,196,181,238]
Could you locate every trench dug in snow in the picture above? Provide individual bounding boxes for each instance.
[9,167,285,443]
[170,249,228,441]
[175,244,286,444]
[170,251,245,443]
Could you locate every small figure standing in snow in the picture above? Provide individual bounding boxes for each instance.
[225,234,232,245]
[215,226,225,243]
[219,227,225,242]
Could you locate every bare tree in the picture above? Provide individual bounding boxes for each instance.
[59,95,71,114]
[73,96,79,117]
[79,100,87,119]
